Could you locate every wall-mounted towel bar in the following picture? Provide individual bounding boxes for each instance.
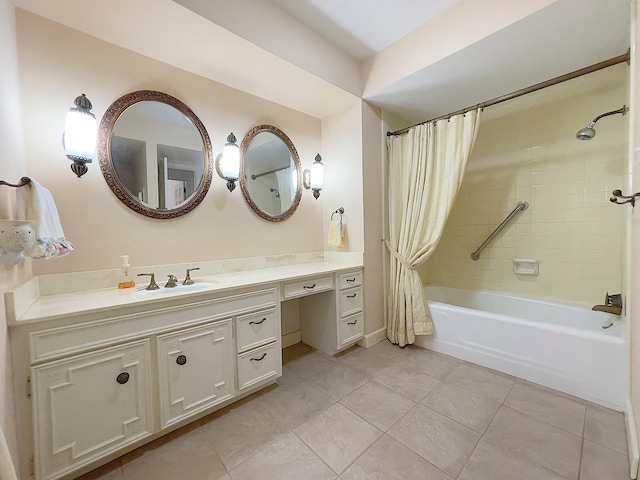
[471,201,529,261]
[0,177,31,188]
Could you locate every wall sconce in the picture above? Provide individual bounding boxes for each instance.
[215,132,240,192]
[303,153,324,199]
[63,94,96,178]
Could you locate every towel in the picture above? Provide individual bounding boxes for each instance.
[327,219,344,247]
[16,178,74,259]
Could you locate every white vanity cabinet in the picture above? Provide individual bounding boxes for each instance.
[31,339,153,480]
[11,286,281,480]
[157,320,234,428]
[7,256,364,480]
[298,269,364,356]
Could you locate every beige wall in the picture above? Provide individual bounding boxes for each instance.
[16,10,328,275]
[422,64,628,306]
[361,101,385,336]
[0,0,27,476]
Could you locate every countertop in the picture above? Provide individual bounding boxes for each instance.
[6,253,363,325]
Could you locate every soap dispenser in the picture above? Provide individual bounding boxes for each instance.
[118,255,135,289]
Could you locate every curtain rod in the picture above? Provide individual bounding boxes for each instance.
[387,50,630,137]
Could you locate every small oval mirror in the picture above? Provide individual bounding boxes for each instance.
[98,90,213,219]
[240,125,302,222]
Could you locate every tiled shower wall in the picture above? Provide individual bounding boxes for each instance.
[421,64,628,306]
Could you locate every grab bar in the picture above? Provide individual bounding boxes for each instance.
[470,201,529,261]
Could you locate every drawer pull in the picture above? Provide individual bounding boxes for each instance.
[346,278,356,283]
[303,284,316,290]
[176,355,187,366]
[116,372,130,385]
[250,353,267,362]
[249,318,267,325]
[347,319,358,325]
[347,293,357,298]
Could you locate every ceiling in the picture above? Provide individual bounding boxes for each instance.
[16,0,631,125]
[268,0,463,62]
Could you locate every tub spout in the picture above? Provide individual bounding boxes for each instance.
[592,304,622,315]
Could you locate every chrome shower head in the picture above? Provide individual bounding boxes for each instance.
[576,105,628,140]
[576,123,596,140]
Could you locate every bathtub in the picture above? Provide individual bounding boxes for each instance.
[416,286,626,410]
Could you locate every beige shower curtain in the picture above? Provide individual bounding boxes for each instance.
[386,110,481,346]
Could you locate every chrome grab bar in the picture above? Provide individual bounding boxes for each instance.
[470,201,529,261]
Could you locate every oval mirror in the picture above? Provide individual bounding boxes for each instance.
[98,90,213,219]
[240,125,302,222]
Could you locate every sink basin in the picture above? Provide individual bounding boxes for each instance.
[133,281,218,296]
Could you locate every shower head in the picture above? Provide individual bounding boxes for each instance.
[576,123,596,140]
[576,105,628,140]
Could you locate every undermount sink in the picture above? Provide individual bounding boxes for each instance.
[133,281,218,296]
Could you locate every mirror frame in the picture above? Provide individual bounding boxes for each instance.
[98,90,213,219]
[239,124,302,222]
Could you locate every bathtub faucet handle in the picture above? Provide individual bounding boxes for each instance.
[605,292,622,309]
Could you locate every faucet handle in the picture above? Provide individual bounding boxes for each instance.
[165,275,178,288]
[137,273,159,290]
[183,267,200,285]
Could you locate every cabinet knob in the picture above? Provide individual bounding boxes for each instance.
[249,317,267,325]
[176,355,187,366]
[250,353,267,362]
[303,284,316,290]
[116,372,130,384]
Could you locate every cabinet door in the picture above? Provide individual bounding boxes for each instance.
[157,320,233,428]
[32,340,152,480]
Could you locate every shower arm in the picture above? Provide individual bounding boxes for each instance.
[590,106,628,125]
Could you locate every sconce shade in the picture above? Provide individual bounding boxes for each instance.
[310,154,324,199]
[220,132,240,192]
[64,94,96,178]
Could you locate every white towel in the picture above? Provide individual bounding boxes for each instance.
[16,178,73,259]
[327,219,344,247]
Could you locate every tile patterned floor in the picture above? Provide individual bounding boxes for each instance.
[78,341,630,480]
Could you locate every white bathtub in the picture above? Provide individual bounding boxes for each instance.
[416,286,627,410]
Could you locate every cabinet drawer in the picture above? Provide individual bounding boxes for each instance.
[339,312,364,347]
[339,271,362,289]
[236,309,278,353]
[237,342,281,391]
[157,320,233,428]
[282,275,334,299]
[31,340,152,480]
[339,287,363,317]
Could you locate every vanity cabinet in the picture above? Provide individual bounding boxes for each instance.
[299,269,364,355]
[157,320,233,428]
[11,286,281,480]
[31,339,153,480]
[8,257,364,480]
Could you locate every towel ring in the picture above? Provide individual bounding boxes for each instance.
[331,207,344,221]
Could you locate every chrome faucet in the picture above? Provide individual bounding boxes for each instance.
[592,292,622,315]
[165,275,178,288]
[183,267,200,285]
[137,273,159,290]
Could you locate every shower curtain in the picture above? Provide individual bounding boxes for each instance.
[386,110,481,346]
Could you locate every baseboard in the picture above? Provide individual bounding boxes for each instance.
[357,327,387,348]
[282,331,302,349]
[626,400,639,479]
